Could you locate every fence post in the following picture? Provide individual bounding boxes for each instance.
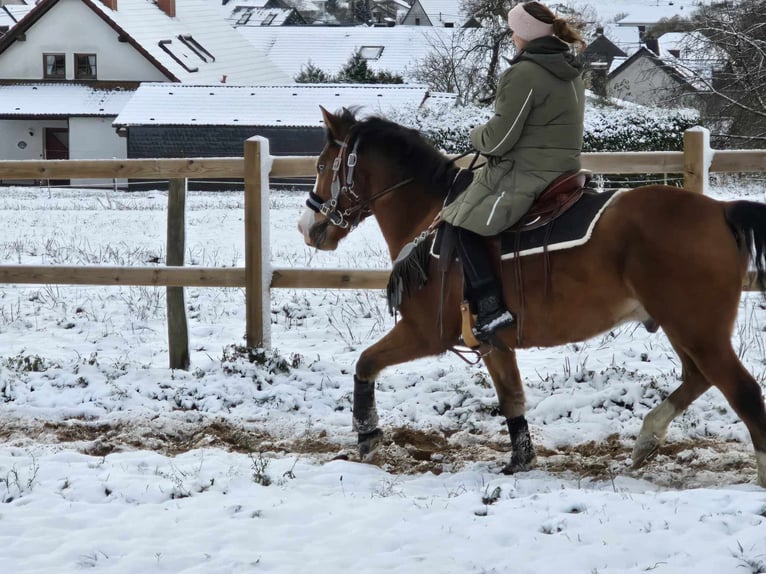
[166,178,190,370]
[244,136,272,348]
[683,127,710,194]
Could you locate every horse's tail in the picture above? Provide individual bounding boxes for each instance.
[725,200,766,292]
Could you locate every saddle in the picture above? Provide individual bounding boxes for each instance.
[510,170,590,232]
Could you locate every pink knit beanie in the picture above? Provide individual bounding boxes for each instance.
[507,3,554,41]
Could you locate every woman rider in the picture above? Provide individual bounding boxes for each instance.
[441,1,586,344]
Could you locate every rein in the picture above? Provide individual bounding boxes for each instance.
[306,136,414,230]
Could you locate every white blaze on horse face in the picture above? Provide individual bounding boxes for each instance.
[298,207,317,245]
[297,174,321,244]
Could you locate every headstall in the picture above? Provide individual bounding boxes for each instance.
[306,136,414,230]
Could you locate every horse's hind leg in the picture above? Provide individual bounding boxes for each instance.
[633,344,711,468]
[353,319,447,458]
[691,345,766,487]
[482,347,537,473]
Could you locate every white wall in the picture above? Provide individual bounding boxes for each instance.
[0,0,167,81]
[0,119,66,161]
[0,117,126,187]
[69,116,127,186]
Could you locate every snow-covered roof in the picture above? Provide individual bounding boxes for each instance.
[113,83,455,127]
[0,84,133,117]
[0,3,34,29]
[412,0,468,27]
[616,4,696,26]
[601,24,642,56]
[227,6,295,26]
[0,0,290,85]
[88,0,290,84]
[238,25,461,81]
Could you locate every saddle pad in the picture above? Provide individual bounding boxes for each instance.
[500,188,621,259]
[429,188,622,260]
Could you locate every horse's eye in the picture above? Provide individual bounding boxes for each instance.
[317,164,326,173]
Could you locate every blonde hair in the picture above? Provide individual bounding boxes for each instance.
[522,2,585,50]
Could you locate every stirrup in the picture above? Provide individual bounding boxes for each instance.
[473,311,514,345]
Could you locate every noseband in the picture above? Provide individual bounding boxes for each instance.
[306,136,414,230]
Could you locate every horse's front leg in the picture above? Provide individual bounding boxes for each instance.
[482,346,537,473]
[353,319,447,458]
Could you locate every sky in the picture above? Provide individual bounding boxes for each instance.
[0,179,764,573]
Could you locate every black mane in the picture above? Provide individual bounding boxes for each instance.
[332,110,458,199]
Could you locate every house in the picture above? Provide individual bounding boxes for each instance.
[583,30,627,97]
[400,0,478,27]
[227,6,306,25]
[0,84,132,185]
[0,0,290,185]
[606,45,707,110]
[112,82,455,161]
[615,4,694,42]
[220,0,306,26]
[583,30,627,70]
[370,0,409,26]
[238,25,460,82]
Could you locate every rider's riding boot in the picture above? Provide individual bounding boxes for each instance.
[455,227,514,343]
[472,279,515,342]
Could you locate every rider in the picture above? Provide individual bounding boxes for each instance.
[441,1,586,344]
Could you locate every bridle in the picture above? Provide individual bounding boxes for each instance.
[306,136,414,230]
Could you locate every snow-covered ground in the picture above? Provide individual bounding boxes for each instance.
[0,179,765,572]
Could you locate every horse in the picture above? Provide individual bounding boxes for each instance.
[297,106,766,487]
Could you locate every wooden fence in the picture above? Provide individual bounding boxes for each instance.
[0,129,764,364]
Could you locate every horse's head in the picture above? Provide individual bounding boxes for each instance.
[298,106,362,251]
[298,106,458,253]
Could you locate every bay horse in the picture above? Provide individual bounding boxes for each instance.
[297,106,766,487]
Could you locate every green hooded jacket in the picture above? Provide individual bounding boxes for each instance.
[441,36,585,235]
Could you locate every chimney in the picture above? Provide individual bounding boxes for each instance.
[100,0,117,10]
[157,0,175,17]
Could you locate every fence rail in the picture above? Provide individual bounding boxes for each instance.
[0,128,764,358]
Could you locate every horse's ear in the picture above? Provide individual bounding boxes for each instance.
[319,105,339,137]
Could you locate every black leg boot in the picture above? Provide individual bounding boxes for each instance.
[503,415,537,474]
[455,227,514,343]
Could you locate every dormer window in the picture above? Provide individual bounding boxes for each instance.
[261,13,276,26]
[43,53,66,79]
[75,54,97,79]
[359,46,384,60]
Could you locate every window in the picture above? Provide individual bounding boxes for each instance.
[74,53,97,79]
[177,35,215,63]
[359,46,384,61]
[43,53,65,79]
[261,13,276,26]
[236,8,253,25]
[158,39,199,73]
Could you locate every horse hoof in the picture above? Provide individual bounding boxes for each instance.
[631,436,661,469]
[502,455,537,475]
[358,428,384,461]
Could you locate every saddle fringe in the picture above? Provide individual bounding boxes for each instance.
[386,236,433,314]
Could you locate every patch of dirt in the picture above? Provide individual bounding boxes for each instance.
[0,418,758,488]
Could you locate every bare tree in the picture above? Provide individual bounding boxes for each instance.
[684,0,766,148]
[410,1,590,104]
[410,29,490,104]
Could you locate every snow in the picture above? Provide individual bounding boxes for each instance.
[0,177,765,572]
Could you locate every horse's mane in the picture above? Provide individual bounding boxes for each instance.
[330,109,457,199]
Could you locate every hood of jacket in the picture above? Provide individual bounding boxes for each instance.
[510,36,582,81]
